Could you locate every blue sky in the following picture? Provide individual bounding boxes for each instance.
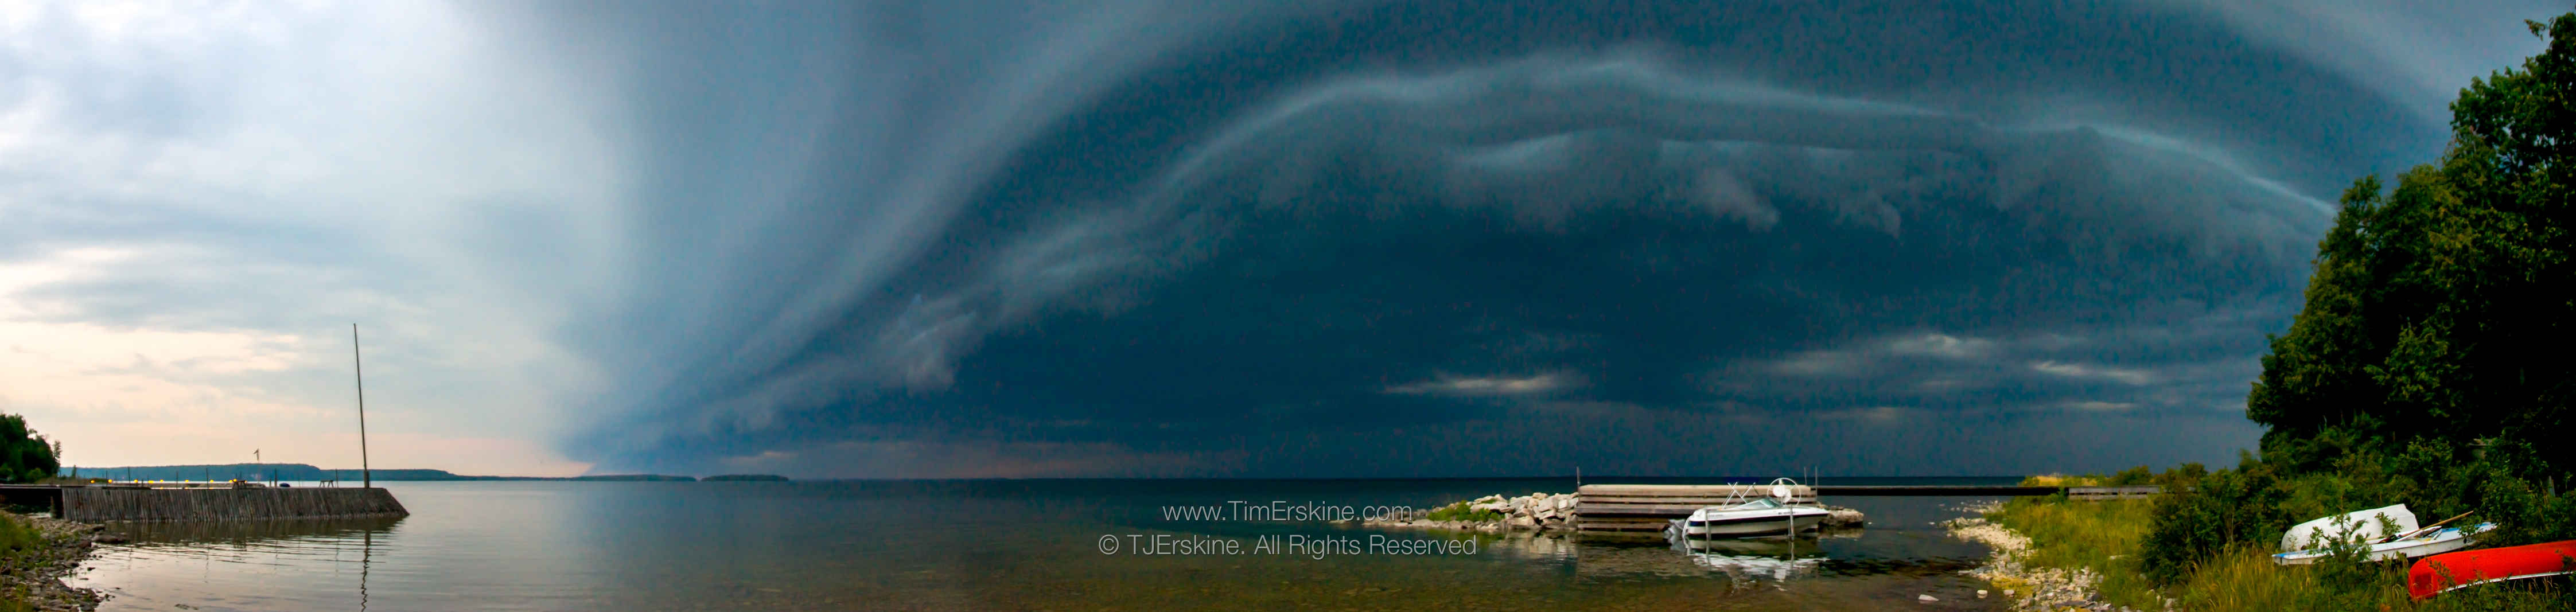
[0,0,2560,477]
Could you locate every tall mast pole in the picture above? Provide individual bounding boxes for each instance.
[353,323,371,489]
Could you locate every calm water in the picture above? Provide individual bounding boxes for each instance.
[71,478,2016,611]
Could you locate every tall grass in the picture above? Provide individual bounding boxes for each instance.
[1991,497,2165,609]
[1990,497,2575,611]
[0,513,43,612]
[0,514,39,558]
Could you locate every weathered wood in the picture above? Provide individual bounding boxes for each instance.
[1575,484,1822,531]
[60,487,408,522]
[1575,494,1822,504]
[1571,482,2166,530]
[2067,486,2161,500]
[1574,517,1678,532]
[1814,485,2069,497]
[1578,484,1816,497]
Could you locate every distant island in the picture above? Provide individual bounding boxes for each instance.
[67,463,703,482]
[702,474,789,481]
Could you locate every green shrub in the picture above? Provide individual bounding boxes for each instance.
[1424,501,1503,523]
[2138,459,2288,585]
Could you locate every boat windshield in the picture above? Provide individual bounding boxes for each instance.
[1736,498,1783,509]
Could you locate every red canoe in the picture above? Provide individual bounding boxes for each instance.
[2407,540,2576,599]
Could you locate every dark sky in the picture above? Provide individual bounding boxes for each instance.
[478,0,2556,477]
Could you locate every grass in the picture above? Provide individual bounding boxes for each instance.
[1423,500,1504,523]
[0,513,44,612]
[1987,496,2573,611]
[2019,474,2112,488]
[0,514,40,558]
[1990,497,2166,609]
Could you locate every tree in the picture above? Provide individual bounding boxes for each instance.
[0,415,57,484]
[2245,13,2576,475]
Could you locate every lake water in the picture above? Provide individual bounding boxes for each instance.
[69,478,2015,611]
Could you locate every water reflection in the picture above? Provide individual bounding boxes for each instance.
[94,517,396,612]
[73,481,2012,611]
[358,528,371,612]
[108,516,402,545]
[1671,535,1828,583]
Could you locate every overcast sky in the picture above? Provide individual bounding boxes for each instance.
[0,0,2559,477]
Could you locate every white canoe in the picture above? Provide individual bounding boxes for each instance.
[2273,523,2493,566]
[2280,504,2417,552]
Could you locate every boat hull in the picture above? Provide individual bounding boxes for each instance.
[1680,513,1826,537]
[2273,524,2491,566]
[2407,539,2576,599]
[2281,504,2417,552]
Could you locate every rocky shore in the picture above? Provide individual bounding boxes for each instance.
[2,514,104,611]
[1941,502,2160,612]
[1356,492,1867,532]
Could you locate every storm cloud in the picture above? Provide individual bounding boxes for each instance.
[3,0,2560,477]
[521,0,2556,477]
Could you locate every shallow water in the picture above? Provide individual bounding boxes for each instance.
[73,478,2013,611]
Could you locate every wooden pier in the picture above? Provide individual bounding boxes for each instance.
[1573,483,2163,532]
[0,484,407,522]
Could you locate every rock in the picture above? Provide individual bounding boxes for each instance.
[1917,594,1938,602]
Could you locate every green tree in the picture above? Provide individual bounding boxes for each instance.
[2145,12,2576,583]
[0,415,57,484]
[2246,13,2576,476]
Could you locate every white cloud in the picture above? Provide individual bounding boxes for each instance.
[2060,401,2138,412]
[1885,333,1995,358]
[2030,360,2158,385]
[1385,373,1572,396]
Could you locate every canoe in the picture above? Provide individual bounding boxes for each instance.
[2407,539,2576,599]
[2280,504,2417,551]
[2272,523,2492,566]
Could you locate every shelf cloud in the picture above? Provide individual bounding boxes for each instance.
[2,0,2562,477]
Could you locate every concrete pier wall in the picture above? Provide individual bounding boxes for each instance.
[59,487,407,522]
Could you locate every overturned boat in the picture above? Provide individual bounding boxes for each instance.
[2273,523,2493,566]
[2408,539,2576,599]
[2279,504,2417,552]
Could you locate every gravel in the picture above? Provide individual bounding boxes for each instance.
[0,514,105,611]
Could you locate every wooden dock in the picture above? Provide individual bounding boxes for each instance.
[1573,483,2163,532]
[0,485,408,522]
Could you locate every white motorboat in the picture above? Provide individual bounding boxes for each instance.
[2273,522,2494,566]
[1667,479,1832,539]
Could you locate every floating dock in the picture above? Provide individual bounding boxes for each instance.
[0,484,407,522]
[1573,483,2161,532]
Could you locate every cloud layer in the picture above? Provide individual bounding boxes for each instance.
[2,0,2562,477]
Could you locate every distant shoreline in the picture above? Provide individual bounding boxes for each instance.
[63,463,787,483]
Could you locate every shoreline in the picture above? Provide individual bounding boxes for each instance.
[6,514,105,611]
[1941,501,2157,612]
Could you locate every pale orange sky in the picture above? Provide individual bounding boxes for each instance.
[0,2,620,477]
